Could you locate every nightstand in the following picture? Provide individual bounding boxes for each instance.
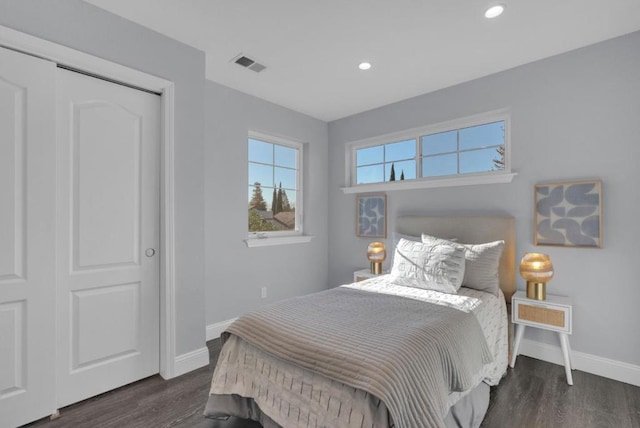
[353,268,387,282]
[510,290,574,385]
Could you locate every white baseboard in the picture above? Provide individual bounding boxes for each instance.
[173,346,210,377]
[519,339,640,387]
[206,318,237,341]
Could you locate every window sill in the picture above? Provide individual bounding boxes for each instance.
[244,235,314,248]
[340,172,517,194]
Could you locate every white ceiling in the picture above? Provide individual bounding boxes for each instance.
[85,0,640,122]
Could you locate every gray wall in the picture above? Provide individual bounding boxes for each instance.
[204,81,329,324]
[4,0,637,369]
[0,0,206,356]
[328,32,640,366]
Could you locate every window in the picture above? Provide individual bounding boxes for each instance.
[346,110,513,192]
[248,133,302,237]
[421,121,505,178]
[356,139,417,184]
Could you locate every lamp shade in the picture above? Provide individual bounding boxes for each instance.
[367,242,386,275]
[519,253,554,283]
[520,253,554,300]
[367,242,386,262]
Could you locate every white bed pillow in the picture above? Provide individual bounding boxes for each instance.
[390,238,465,294]
[421,234,504,296]
[390,232,456,267]
[389,232,421,267]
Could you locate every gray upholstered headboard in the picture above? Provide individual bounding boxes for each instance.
[395,216,516,301]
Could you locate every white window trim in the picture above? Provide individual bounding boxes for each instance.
[244,235,314,248]
[247,131,312,246]
[342,109,516,193]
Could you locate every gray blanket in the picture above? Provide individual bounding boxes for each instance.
[222,287,493,428]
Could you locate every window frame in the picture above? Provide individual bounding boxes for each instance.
[343,109,516,193]
[247,131,306,244]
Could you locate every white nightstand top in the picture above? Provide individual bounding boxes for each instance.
[353,268,388,282]
[353,268,388,276]
[512,290,572,307]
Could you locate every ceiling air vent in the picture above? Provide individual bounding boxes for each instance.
[232,54,267,73]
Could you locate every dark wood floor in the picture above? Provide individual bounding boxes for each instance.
[25,339,640,428]
[481,356,640,428]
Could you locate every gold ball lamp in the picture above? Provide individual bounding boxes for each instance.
[519,253,554,300]
[367,242,386,275]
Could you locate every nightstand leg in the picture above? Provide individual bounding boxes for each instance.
[510,324,526,368]
[559,333,574,385]
[566,338,575,370]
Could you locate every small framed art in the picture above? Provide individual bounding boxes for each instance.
[534,180,602,248]
[356,194,386,238]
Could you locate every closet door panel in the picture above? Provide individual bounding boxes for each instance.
[56,68,160,408]
[0,46,57,428]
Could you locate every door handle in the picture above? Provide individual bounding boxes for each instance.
[145,248,156,257]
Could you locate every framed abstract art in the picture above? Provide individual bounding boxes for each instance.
[356,194,386,238]
[534,180,602,248]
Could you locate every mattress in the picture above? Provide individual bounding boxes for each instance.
[206,275,508,427]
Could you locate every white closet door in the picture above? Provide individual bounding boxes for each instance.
[0,47,57,427]
[56,68,160,408]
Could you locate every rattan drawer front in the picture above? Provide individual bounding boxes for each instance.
[511,292,572,334]
[518,304,565,328]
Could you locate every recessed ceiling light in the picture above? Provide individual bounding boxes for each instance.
[484,5,505,19]
[358,62,372,70]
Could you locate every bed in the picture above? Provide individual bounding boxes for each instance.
[205,215,515,428]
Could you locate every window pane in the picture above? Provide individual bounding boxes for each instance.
[248,162,273,188]
[248,138,273,164]
[356,145,384,166]
[385,139,416,162]
[459,121,504,151]
[460,147,505,174]
[356,164,384,184]
[248,185,297,232]
[274,145,296,168]
[384,160,416,181]
[422,131,457,155]
[422,154,457,177]
[274,167,296,190]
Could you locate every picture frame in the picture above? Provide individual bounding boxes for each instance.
[534,180,603,248]
[356,193,387,238]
